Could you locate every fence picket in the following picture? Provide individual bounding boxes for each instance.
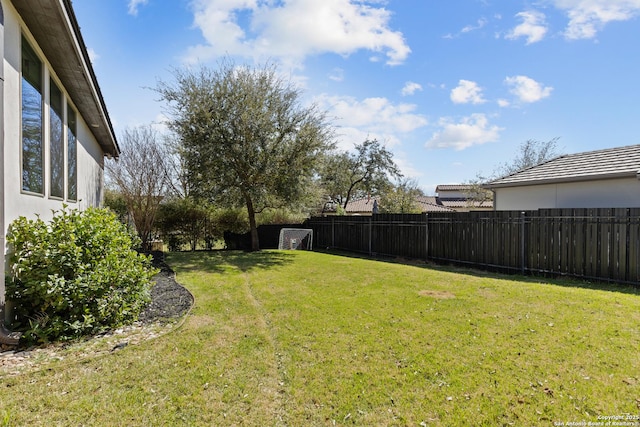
[306,209,640,286]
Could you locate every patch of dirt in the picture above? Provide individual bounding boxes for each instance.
[418,289,456,299]
[0,252,193,376]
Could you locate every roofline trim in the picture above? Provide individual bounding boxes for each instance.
[484,171,639,189]
[61,0,119,157]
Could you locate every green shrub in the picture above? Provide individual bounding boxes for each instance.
[5,207,157,345]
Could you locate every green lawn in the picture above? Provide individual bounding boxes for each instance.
[1,250,639,426]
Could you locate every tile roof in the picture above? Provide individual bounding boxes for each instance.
[435,184,475,192]
[485,144,640,188]
[415,196,456,212]
[344,198,378,212]
[344,196,456,213]
[440,199,493,209]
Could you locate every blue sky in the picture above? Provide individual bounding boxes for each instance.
[73,0,640,195]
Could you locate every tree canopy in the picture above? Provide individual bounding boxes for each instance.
[155,60,334,251]
[320,138,401,211]
[380,178,424,213]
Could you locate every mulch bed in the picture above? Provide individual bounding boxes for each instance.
[0,252,194,371]
[139,251,194,323]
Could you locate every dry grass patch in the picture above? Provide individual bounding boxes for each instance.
[418,289,456,299]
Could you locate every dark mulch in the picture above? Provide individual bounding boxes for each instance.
[138,252,194,323]
[0,252,192,353]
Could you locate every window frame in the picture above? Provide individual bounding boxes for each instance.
[49,77,64,200]
[67,104,78,202]
[20,35,44,196]
[21,33,82,203]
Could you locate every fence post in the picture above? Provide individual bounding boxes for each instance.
[369,216,373,256]
[521,211,526,275]
[424,212,429,261]
[331,216,335,248]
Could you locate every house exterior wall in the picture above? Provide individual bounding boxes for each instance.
[1,0,107,307]
[437,189,467,199]
[493,177,640,210]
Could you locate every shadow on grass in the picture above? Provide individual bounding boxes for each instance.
[166,249,296,274]
[315,249,640,297]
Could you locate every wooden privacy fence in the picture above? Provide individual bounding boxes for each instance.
[305,208,640,286]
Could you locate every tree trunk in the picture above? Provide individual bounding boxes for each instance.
[244,195,260,251]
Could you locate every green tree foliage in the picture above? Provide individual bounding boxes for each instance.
[104,189,128,223]
[321,139,402,211]
[380,178,424,213]
[155,60,334,251]
[5,208,156,345]
[156,198,215,251]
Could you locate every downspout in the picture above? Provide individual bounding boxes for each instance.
[0,2,19,346]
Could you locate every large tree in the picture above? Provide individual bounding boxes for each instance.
[380,178,424,214]
[155,60,333,251]
[105,125,172,251]
[321,139,401,210]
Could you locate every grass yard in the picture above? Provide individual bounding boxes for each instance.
[1,250,639,426]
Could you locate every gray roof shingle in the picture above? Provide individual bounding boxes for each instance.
[485,144,640,188]
[435,184,475,192]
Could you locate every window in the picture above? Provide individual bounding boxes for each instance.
[21,36,43,194]
[67,106,77,201]
[50,79,64,198]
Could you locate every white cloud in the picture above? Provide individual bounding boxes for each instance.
[504,75,553,103]
[462,18,488,33]
[450,80,486,105]
[185,0,411,66]
[401,81,423,96]
[552,0,640,39]
[497,98,510,108]
[316,94,428,150]
[87,48,100,63]
[443,18,488,39]
[426,114,503,151]
[128,0,149,16]
[506,10,548,44]
[328,68,344,82]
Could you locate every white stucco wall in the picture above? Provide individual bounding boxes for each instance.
[437,189,467,199]
[2,1,107,307]
[493,177,640,210]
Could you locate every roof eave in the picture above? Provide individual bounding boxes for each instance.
[483,171,639,189]
[11,0,119,158]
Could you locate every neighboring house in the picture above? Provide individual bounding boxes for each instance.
[340,195,455,215]
[1,1,119,325]
[343,197,378,215]
[336,185,493,216]
[414,195,457,213]
[435,184,493,212]
[484,144,640,211]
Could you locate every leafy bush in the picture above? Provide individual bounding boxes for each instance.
[156,200,250,251]
[5,207,157,344]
